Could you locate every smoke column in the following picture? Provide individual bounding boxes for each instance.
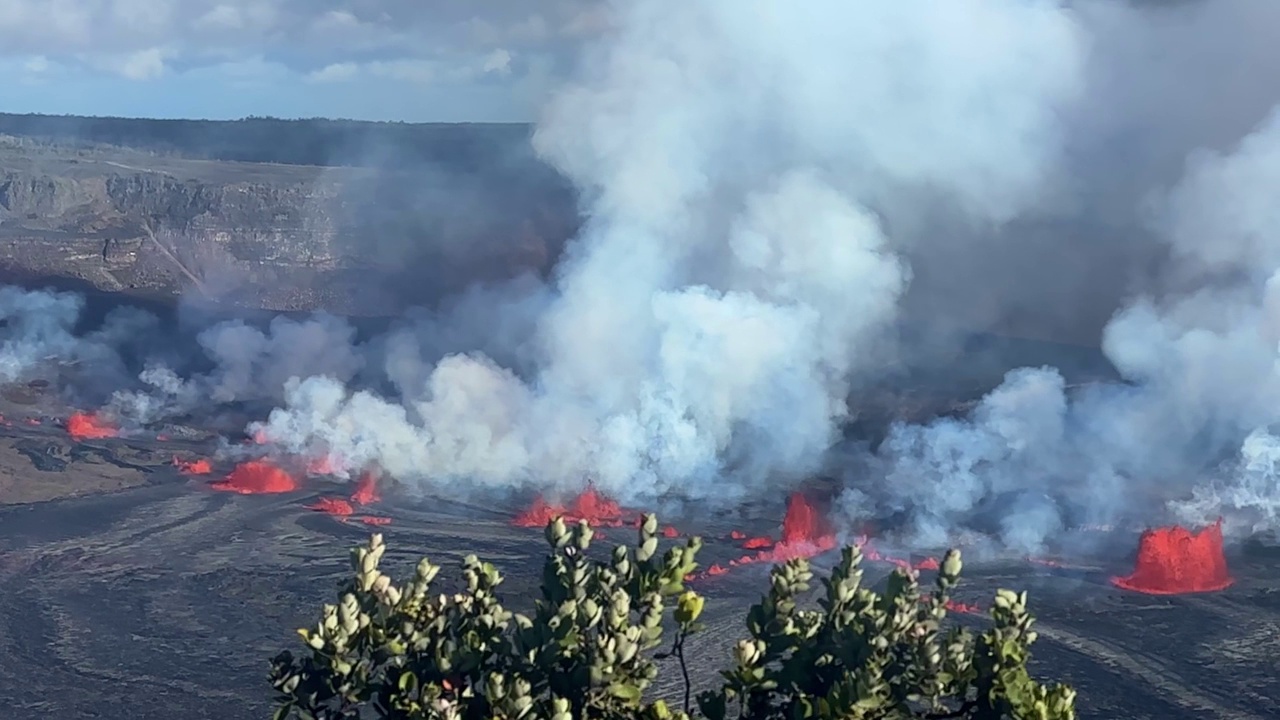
[3,1,1277,559]
[251,0,1085,502]
[858,105,1280,552]
[0,285,162,396]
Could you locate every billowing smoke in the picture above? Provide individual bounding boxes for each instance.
[107,313,365,424]
[251,0,1085,503]
[7,0,1280,560]
[0,286,87,382]
[861,103,1280,553]
[0,285,160,393]
[103,275,555,426]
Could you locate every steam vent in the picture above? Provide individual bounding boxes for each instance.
[1111,520,1233,595]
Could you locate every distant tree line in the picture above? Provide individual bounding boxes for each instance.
[0,112,543,172]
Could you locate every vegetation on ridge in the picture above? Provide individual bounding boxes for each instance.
[268,515,1075,719]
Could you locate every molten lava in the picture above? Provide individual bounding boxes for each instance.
[688,492,956,585]
[944,600,983,615]
[512,496,561,527]
[173,456,213,475]
[1111,520,1233,595]
[306,497,355,517]
[350,470,381,506]
[66,412,119,440]
[210,460,299,495]
[568,486,624,523]
[692,493,839,580]
[781,493,832,544]
[512,486,635,528]
[748,492,839,561]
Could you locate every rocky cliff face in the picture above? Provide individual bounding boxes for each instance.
[0,134,578,316]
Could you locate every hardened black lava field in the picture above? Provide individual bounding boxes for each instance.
[0,377,1278,720]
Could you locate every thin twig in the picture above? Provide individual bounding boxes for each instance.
[674,630,692,714]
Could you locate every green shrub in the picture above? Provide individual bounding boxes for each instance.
[268,515,1075,720]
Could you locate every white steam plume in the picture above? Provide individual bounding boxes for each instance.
[859,105,1280,552]
[253,0,1085,503]
[0,286,156,392]
[107,313,364,424]
[0,285,86,382]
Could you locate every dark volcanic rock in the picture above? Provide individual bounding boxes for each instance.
[0,128,579,316]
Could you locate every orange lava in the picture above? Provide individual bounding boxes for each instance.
[944,599,983,615]
[210,460,299,495]
[173,456,213,475]
[350,470,381,506]
[1111,520,1234,595]
[66,412,119,440]
[688,492,956,585]
[915,556,941,571]
[687,493,838,582]
[568,486,625,523]
[744,493,839,562]
[512,496,562,527]
[304,468,384,524]
[306,497,355,516]
[856,542,941,573]
[512,485,635,528]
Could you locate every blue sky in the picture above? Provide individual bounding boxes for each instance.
[0,0,604,122]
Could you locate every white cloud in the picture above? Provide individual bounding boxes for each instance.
[482,48,513,75]
[23,55,50,73]
[194,5,244,31]
[366,59,439,84]
[104,47,170,81]
[307,62,359,84]
[315,9,360,30]
[0,1,608,118]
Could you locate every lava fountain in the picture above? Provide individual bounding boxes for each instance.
[350,470,381,505]
[1111,520,1233,595]
[173,456,213,475]
[66,411,119,440]
[209,460,300,495]
[512,485,633,528]
[734,492,838,564]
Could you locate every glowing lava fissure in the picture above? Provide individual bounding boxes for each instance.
[513,486,632,528]
[210,460,300,495]
[66,411,119,440]
[350,470,381,505]
[306,497,355,516]
[511,488,970,609]
[173,456,213,475]
[689,493,962,589]
[1111,520,1233,595]
[308,468,388,523]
